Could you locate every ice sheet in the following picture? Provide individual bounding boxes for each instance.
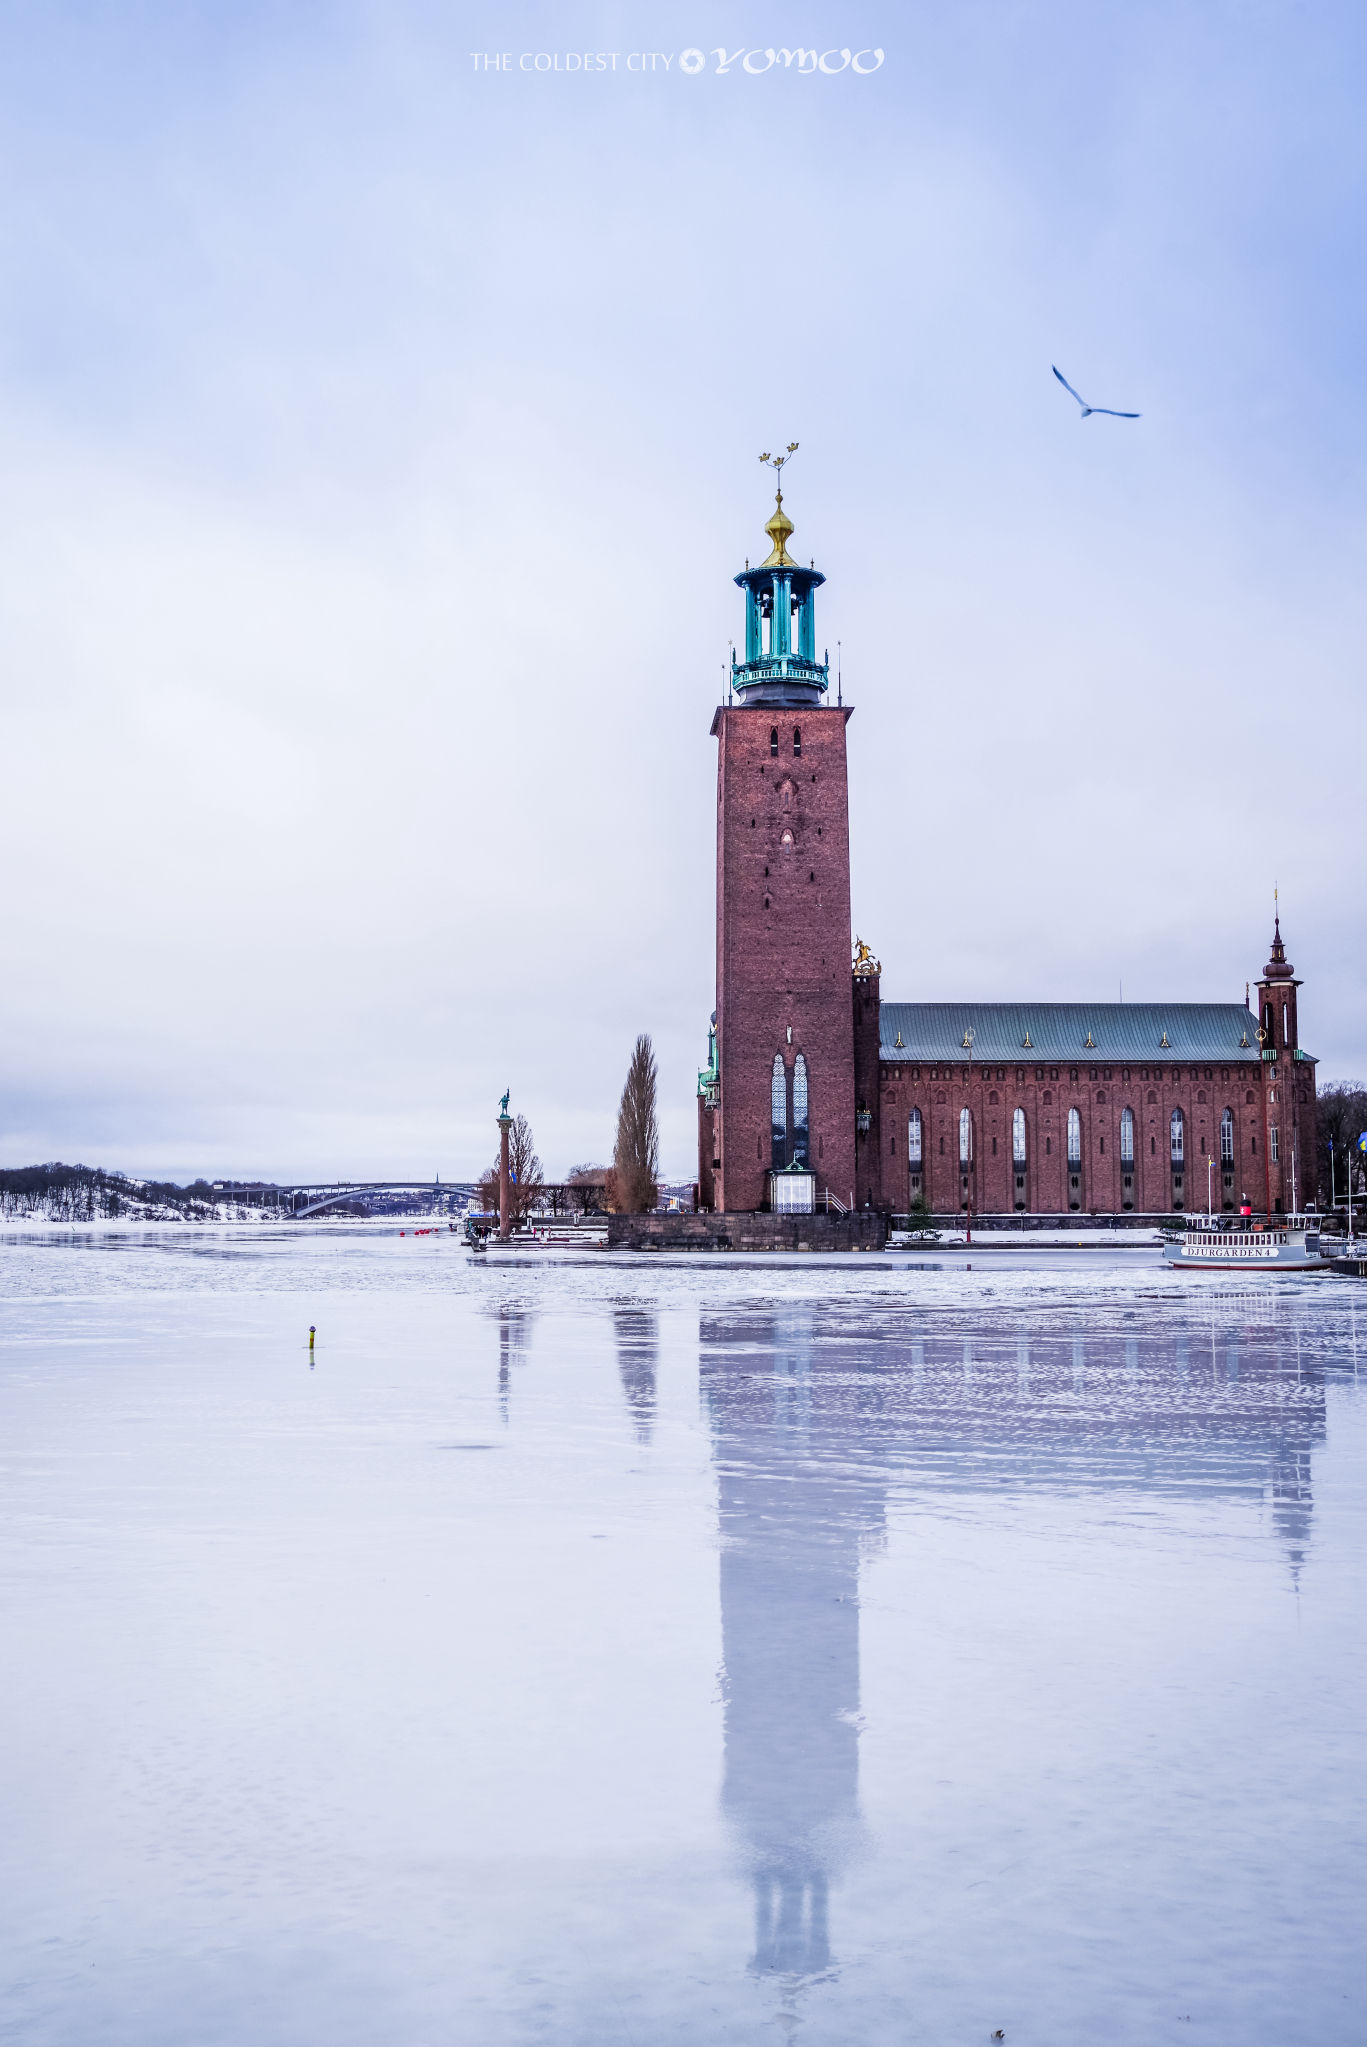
[1,1228,1363,2045]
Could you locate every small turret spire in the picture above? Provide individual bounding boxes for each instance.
[1262,894,1294,982]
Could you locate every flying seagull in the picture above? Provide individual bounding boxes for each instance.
[1052,365,1140,419]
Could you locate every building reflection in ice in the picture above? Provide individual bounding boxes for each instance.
[699,1291,1328,1997]
[612,1304,658,1444]
[703,1304,877,1985]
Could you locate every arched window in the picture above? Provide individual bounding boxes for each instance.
[1220,1107,1234,1163]
[1170,1108,1184,1162]
[959,1108,973,1164]
[1013,1108,1026,1163]
[769,727,779,757]
[771,1054,787,1169]
[908,1108,922,1164]
[1283,1001,1289,1044]
[1263,1002,1273,1040]
[1120,1107,1134,1164]
[1067,1108,1082,1164]
[793,727,802,757]
[792,1054,809,1164]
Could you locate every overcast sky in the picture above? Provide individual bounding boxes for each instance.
[1,1,1364,1185]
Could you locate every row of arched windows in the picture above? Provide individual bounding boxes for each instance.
[769,726,802,758]
[904,1103,1242,1169]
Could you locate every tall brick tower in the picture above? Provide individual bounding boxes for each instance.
[700,479,856,1213]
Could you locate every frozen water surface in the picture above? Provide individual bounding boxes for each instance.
[1,1229,1363,2047]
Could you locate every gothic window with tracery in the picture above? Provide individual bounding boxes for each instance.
[1013,1108,1026,1163]
[1067,1108,1082,1164]
[1220,1107,1234,1163]
[1120,1107,1134,1164]
[771,1054,787,1169]
[792,1055,809,1163]
[959,1108,973,1164]
[1170,1108,1184,1163]
[908,1107,922,1164]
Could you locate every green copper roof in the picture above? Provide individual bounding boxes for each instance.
[878,1002,1290,1063]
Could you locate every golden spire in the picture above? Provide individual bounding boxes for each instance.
[760,492,795,567]
[758,443,799,567]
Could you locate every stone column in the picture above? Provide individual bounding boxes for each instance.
[498,1114,512,1240]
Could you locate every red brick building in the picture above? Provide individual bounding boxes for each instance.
[698,494,1317,1221]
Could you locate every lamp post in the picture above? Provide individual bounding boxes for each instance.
[1206,1153,1214,1223]
[1256,1024,1272,1220]
[963,1027,975,1246]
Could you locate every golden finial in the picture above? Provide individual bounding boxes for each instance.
[758,444,799,567]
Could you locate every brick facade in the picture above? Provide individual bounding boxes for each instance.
[711,704,857,1214]
[866,1044,1316,1219]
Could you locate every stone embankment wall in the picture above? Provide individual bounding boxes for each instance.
[607,1211,887,1252]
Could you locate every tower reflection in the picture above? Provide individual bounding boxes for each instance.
[702,1304,881,1982]
[698,1292,1328,1991]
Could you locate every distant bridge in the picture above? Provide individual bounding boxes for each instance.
[211,1180,476,1221]
[210,1179,610,1222]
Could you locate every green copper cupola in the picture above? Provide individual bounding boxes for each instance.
[731,477,829,707]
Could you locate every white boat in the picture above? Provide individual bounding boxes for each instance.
[1163,1217,1329,1272]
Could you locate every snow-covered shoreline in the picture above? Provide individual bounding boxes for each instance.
[0,1210,416,1233]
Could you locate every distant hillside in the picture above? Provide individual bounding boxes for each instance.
[0,1163,278,1224]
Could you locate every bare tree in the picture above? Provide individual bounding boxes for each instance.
[1318,1080,1367,1209]
[613,1035,660,1213]
[567,1164,614,1216]
[480,1112,544,1226]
